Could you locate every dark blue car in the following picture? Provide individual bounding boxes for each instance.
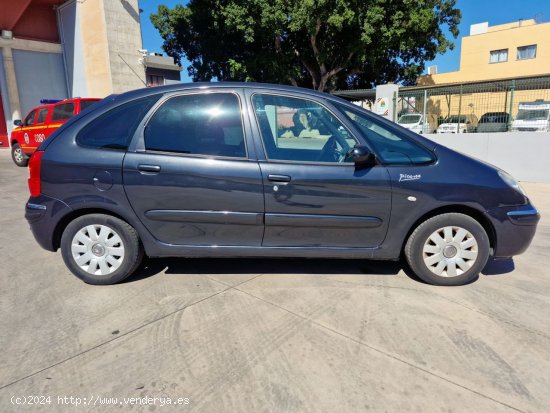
[25,83,540,286]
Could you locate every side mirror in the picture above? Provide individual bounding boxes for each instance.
[350,145,375,167]
[13,119,22,127]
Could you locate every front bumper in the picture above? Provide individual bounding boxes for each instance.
[25,195,73,251]
[485,204,540,258]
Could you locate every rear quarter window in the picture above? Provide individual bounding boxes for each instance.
[51,103,75,122]
[76,95,160,150]
[79,100,99,112]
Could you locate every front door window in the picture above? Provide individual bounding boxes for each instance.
[252,94,358,163]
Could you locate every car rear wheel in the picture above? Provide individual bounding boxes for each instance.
[61,214,143,285]
[405,213,490,286]
[11,143,29,167]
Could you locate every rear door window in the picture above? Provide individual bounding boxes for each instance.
[144,93,246,158]
[51,103,75,122]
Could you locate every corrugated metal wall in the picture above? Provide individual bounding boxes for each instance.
[12,50,68,116]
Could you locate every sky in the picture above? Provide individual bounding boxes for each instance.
[138,0,550,82]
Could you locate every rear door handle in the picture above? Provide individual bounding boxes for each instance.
[268,174,291,183]
[138,164,161,173]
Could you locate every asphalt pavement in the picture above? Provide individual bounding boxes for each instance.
[0,149,549,412]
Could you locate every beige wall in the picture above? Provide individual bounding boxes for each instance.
[79,0,112,97]
[78,0,144,97]
[103,0,145,94]
[420,19,550,85]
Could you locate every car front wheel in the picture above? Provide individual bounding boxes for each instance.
[405,213,490,286]
[61,214,143,285]
[11,143,29,167]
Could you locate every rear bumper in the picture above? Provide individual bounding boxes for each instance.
[25,195,72,251]
[485,204,540,258]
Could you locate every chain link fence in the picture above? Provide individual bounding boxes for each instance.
[396,76,550,133]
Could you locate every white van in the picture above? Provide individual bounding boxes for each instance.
[397,113,437,134]
[511,101,550,132]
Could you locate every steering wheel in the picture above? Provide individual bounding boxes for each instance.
[316,137,347,163]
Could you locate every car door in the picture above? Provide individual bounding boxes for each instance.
[247,91,392,248]
[18,109,37,154]
[31,107,50,148]
[123,90,264,246]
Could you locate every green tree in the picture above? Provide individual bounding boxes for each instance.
[151,0,460,91]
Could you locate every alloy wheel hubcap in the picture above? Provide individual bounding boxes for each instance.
[14,148,23,162]
[71,224,125,276]
[423,226,478,277]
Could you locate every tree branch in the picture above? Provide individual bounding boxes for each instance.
[295,48,319,89]
[310,17,325,75]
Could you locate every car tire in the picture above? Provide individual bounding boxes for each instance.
[61,214,144,285]
[11,143,29,167]
[405,213,490,286]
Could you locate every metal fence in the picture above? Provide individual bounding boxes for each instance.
[396,76,550,132]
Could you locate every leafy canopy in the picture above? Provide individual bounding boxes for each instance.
[151,0,460,91]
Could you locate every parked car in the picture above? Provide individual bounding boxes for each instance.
[10,97,100,166]
[477,112,510,133]
[436,114,478,134]
[25,83,539,286]
[511,101,550,132]
[397,113,438,134]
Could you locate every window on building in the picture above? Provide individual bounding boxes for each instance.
[517,45,537,60]
[51,103,75,122]
[147,75,165,87]
[489,49,508,63]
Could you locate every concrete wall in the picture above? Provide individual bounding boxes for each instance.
[58,0,88,97]
[424,132,550,183]
[103,0,145,93]
[12,50,68,116]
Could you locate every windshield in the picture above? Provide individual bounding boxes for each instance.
[398,114,421,124]
[516,109,549,121]
[444,116,467,124]
[479,113,508,123]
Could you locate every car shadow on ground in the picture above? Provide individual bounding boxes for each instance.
[124,256,515,284]
[482,258,515,276]
[124,257,402,283]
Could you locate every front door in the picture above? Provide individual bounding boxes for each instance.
[123,91,264,246]
[18,109,37,155]
[249,92,392,248]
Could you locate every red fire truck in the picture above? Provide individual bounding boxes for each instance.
[11,97,100,166]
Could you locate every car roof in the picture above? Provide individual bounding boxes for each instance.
[110,82,347,104]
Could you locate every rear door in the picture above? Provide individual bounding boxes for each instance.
[248,91,392,248]
[123,90,264,246]
[30,107,50,149]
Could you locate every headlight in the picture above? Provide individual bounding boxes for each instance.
[498,170,526,196]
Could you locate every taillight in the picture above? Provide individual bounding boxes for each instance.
[28,151,44,197]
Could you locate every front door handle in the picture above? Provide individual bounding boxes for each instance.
[138,164,161,173]
[268,174,291,183]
